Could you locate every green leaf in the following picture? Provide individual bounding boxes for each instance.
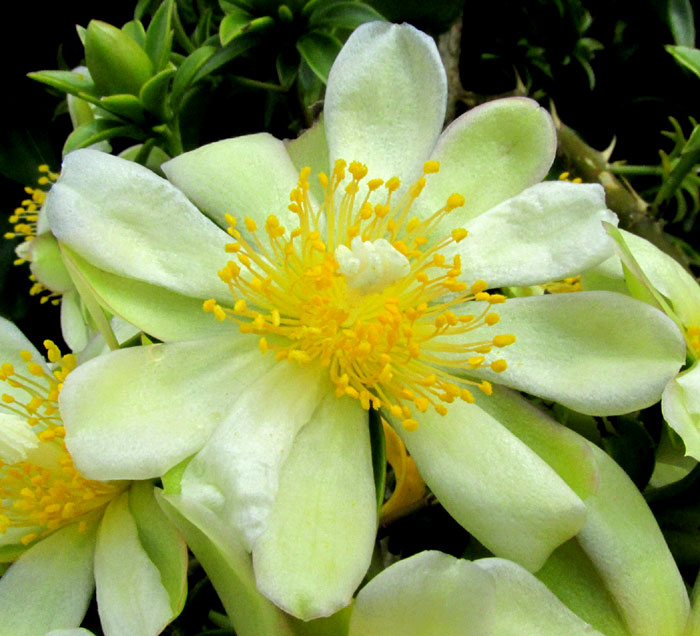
[296,31,343,83]
[600,416,656,490]
[666,45,700,80]
[135,0,161,20]
[219,7,254,45]
[276,47,300,88]
[171,45,216,107]
[122,19,148,48]
[308,2,386,30]
[192,34,259,83]
[27,70,98,97]
[63,120,144,154]
[145,0,175,71]
[140,67,176,120]
[668,0,696,47]
[100,94,147,123]
[369,408,386,512]
[220,13,275,46]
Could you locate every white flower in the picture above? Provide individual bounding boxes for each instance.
[45,22,685,619]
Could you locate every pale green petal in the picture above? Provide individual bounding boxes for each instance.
[537,541,630,636]
[46,630,97,636]
[454,182,616,287]
[94,492,174,636]
[475,558,604,635]
[285,117,329,203]
[62,246,237,342]
[391,399,586,572]
[0,413,38,463]
[473,386,599,500]
[0,317,49,403]
[60,289,90,353]
[324,22,446,184]
[662,362,700,459]
[180,362,328,549]
[414,97,556,224]
[27,232,73,293]
[46,149,229,300]
[253,393,376,620]
[348,551,495,636]
[162,133,305,232]
[156,491,296,636]
[577,443,689,636]
[128,481,188,616]
[467,292,685,415]
[60,335,273,480]
[620,229,700,326]
[0,523,96,636]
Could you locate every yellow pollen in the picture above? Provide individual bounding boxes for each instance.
[1,341,125,547]
[206,160,516,427]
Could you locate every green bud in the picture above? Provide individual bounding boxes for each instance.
[85,20,154,96]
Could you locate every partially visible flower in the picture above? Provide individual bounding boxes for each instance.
[0,317,186,636]
[45,22,685,620]
[605,226,700,463]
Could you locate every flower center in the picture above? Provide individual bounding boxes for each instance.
[0,342,124,546]
[204,159,515,431]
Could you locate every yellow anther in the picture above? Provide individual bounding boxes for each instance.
[367,178,384,191]
[27,363,44,377]
[402,419,419,432]
[213,305,226,321]
[493,334,516,347]
[415,398,430,413]
[435,404,448,416]
[225,213,236,227]
[446,193,466,210]
[385,177,401,192]
[423,160,440,174]
[203,298,217,312]
[259,338,269,354]
[225,243,241,253]
[451,228,468,243]
[244,217,258,232]
[467,356,485,367]
[475,292,491,302]
[485,313,500,326]
[460,389,475,403]
[479,381,493,395]
[490,359,508,372]
[349,161,368,180]
[375,204,390,218]
[20,351,32,362]
[487,294,506,304]
[2,393,15,403]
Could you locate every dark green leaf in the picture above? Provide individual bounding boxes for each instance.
[63,119,146,154]
[99,94,147,123]
[171,45,216,107]
[666,45,700,80]
[219,7,254,45]
[301,0,349,18]
[192,34,259,83]
[276,47,300,88]
[220,14,274,46]
[135,0,161,20]
[219,0,256,12]
[140,67,176,119]
[308,2,386,30]
[145,0,175,72]
[296,31,342,83]
[369,408,386,512]
[122,19,148,48]
[27,70,98,97]
[600,416,656,490]
[668,0,696,47]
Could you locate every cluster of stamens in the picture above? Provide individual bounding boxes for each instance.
[4,165,61,305]
[204,159,516,431]
[688,325,700,357]
[0,342,123,545]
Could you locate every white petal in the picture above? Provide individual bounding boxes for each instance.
[0,317,49,404]
[60,334,273,480]
[46,149,229,300]
[60,289,90,353]
[180,362,328,549]
[392,398,586,571]
[156,491,296,636]
[414,97,557,225]
[662,362,700,459]
[163,133,305,232]
[285,117,329,203]
[456,181,617,287]
[576,442,690,636]
[0,413,38,464]
[348,551,495,636]
[94,492,174,636]
[468,292,685,415]
[0,523,96,636]
[325,22,446,183]
[620,229,700,326]
[253,393,376,619]
[475,558,604,635]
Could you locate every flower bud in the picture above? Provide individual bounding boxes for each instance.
[85,20,153,96]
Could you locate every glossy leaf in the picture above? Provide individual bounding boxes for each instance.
[62,120,145,155]
[308,2,386,30]
[297,32,343,83]
[145,0,174,71]
[100,94,146,123]
[140,68,176,120]
[27,70,97,97]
